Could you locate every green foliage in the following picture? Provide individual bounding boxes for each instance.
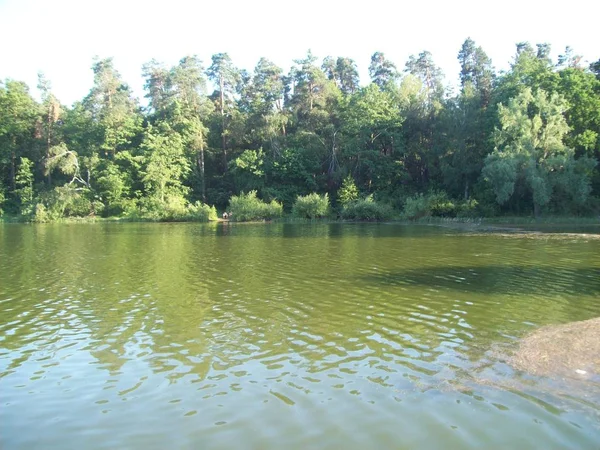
[32,186,100,221]
[403,193,431,219]
[14,157,34,215]
[341,195,393,221]
[403,191,479,219]
[188,202,218,221]
[292,193,330,218]
[136,194,216,222]
[142,124,190,203]
[228,191,283,221]
[32,202,51,223]
[337,175,359,206]
[369,52,398,88]
[483,88,595,215]
[230,149,265,192]
[95,161,130,215]
[427,191,456,217]
[1,45,600,222]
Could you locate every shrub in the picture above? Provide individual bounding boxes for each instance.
[30,186,97,221]
[137,195,217,222]
[428,191,456,217]
[292,193,330,219]
[186,201,218,222]
[403,193,430,220]
[337,175,359,206]
[456,199,479,218]
[228,191,283,221]
[403,191,459,219]
[341,195,394,221]
[104,198,138,218]
[32,203,51,223]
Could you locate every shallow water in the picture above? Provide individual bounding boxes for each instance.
[1,222,599,449]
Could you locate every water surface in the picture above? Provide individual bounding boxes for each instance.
[1,223,599,449]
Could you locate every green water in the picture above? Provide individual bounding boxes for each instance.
[1,223,599,449]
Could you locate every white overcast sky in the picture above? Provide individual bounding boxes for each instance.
[0,0,598,106]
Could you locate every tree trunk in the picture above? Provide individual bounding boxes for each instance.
[533,201,541,218]
[10,149,16,191]
[220,76,227,171]
[464,179,469,200]
[198,143,206,203]
[46,111,52,186]
[10,135,17,191]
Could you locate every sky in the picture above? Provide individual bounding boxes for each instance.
[0,0,598,106]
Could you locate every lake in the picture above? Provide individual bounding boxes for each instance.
[1,222,599,449]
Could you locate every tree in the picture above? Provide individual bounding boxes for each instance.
[243,57,287,151]
[557,46,583,70]
[85,58,142,156]
[143,56,211,202]
[141,124,190,205]
[322,56,359,94]
[37,72,62,185]
[288,50,334,117]
[399,51,446,189]
[368,52,398,89]
[340,83,404,191]
[14,157,34,214]
[0,80,39,193]
[590,59,600,80]
[441,38,495,199]
[44,142,90,189]
[287,51,342,188]
[405,51,445,105]
[483,88,596,216]
[496,42,559,99]
[457,37,494,104]
[337,175,358,206]
[142,59,172,118]
[169,56,211,202]
[207,53,241,166]
[440,84,487,199]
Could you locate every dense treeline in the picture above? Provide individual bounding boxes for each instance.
[1,39,599,221]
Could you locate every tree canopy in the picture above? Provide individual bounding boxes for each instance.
[1,39,599,221]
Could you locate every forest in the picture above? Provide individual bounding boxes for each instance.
[1,38,599,222]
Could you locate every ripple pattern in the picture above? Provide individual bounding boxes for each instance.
[1,223,599,449]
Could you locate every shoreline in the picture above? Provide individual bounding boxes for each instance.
[1,214,599,228]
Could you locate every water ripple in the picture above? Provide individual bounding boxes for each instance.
[1,223,599,449]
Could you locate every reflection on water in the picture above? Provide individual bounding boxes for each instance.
[1,223,599,449]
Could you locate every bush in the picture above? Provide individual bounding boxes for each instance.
[186,201,218,222]
[337,175,359,206]
[456,199,479,218]
[428,191,456,217]
[137,195,217,222]
[30,186,98,221]
[292,193,330,219]
[341,195,394,221]
[403,193,430,219]
[32,203,51,223]
[403,191,460,219]
[103,198,138,218]
[228,191,283,221]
